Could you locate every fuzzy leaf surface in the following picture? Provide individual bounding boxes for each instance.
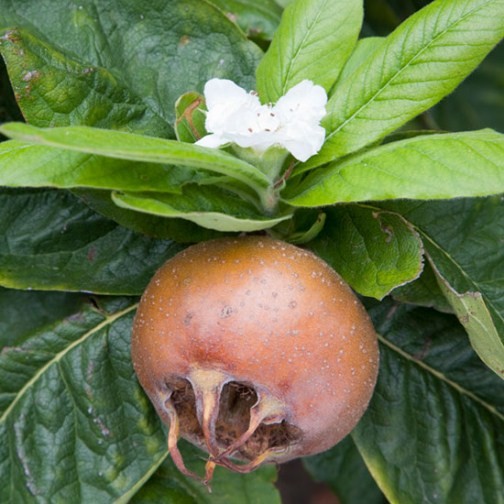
[285,130,504,206]
[305,0,504,168]
[0,0,262,131]
[307,205,423,299]
[0,140,195,193]
[0,123,270,192]
[256,0,363,101]
[0,28,170,136]
[113,186,292,233]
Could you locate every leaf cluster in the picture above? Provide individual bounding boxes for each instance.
[0,0,503,502]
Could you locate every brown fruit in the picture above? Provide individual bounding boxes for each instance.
[131,236,379,483]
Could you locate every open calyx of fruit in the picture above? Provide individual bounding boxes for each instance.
[132,236,379,483]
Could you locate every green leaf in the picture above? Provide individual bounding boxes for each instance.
[0,28,171,136]
[391,260,453,314]
[434,269,504,379]
[380,196,504,379]
[0,295,170,503]
[303,436,386,504]
[0,140,196,193]
[0,288,89,349]
[307,205,423,299]
[0,0,262,130]
[430,41,504,132]
[132,442,281,504]
[255,0,363,101]
[306,0,504,168]
[0,188,183,294]
[74,189,224,243]
[207,0,282,41]
[356,300,504,504]
[285,130,504,206]
[0,291,281,502]
[0,123,271,193]
[174,92,207,143]
[113,185,292,233]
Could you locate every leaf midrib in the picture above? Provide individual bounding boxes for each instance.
[418,229,504,329]
[279,0,330,96]
[377,332,504,421]
[325,0,495,145]
[0,303,138,425]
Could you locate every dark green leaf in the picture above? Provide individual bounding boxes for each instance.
[0,188,183,294]
[0,0,262,131]
[355,300,504,504]
[286,130,504,206]
[207,0,282,41]
[303,436,386,504]
[381,196,504,378]
[391,260,453,314]
[113,185,292,233]
[0,28,171,136]
[0,291,281,503]
[306,0,504,168]
[0,288,90,348]
[132,442,281,504]
[0,295,170,503]
[307,205,423,299]
[256,0,363,101]
[74,189,223,243]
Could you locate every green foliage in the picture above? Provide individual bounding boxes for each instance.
[0,0,503,502]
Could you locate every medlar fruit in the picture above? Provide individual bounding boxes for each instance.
[132,236,378,483]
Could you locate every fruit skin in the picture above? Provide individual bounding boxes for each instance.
[132,236,379,479]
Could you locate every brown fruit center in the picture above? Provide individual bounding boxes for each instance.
[161,369,301,483]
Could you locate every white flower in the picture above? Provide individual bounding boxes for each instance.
[196,78,327,162]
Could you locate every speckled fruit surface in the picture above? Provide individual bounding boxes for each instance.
[132,236,379,481]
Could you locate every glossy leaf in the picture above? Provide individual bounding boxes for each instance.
[0,0,262,131]
[307,205,424,299]
[306,0,504,168]
[113,185,292,233]
[256,0,363,101]
[0,123,271,193]
[356,300,504,504]
[0,188,183,294]
[0,296,168,503]
[285,130,504,206]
